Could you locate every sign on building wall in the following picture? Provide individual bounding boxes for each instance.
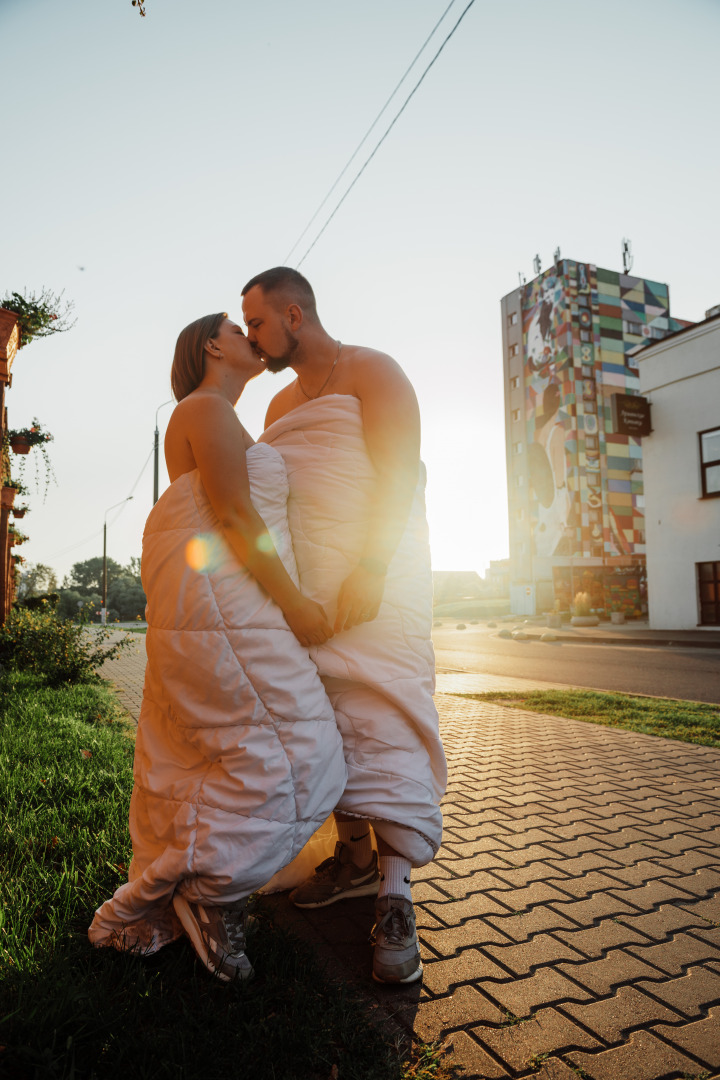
[611,394,652,437]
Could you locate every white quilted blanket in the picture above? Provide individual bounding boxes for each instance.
[89,442,346,953]
[260,395,446,866]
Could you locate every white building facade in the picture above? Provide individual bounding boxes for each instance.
[638,312,720,629]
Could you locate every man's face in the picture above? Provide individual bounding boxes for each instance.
[242,286,298,373]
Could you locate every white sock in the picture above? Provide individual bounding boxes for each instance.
[378,856,412,901]
[335,820,374,869]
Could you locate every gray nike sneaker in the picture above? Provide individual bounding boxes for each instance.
[371,895,423,984]
[289,841,380,908]
[172,893,254,982]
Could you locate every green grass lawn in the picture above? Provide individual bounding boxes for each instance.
[463,689,720,747]
[0,672,457,1080]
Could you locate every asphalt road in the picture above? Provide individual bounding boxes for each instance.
[432,625,720,704]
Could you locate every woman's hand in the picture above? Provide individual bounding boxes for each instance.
[283,597,334,647]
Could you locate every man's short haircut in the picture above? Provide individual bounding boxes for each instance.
[241,266,318,318]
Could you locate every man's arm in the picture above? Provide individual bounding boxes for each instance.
[335,350,421,632]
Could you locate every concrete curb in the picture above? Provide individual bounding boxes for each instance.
[506,632,720,650]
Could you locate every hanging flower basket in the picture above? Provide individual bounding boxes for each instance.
[10,434,32,455]
[0,308,20,383]
[12,505,27,519]
[0,289,75,350]
[1,483,17,508]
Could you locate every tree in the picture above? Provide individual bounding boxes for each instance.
[17,562,58,600]
[64,557,122,595]
[56,589,102,623]
[107,577,146,620]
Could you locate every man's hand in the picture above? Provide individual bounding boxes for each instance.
[283,597,334,647]
[334,566,385,633]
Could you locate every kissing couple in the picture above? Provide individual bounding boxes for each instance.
[90,267,447,986]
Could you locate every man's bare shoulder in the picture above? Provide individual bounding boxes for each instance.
[342,344,413,392]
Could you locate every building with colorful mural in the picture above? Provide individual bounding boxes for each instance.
[501,259,692,617]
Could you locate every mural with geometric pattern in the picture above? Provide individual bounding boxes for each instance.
[522,260,688,562]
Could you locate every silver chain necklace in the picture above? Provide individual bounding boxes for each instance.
[296,340,342,400]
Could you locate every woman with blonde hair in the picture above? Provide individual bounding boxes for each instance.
[89,314,346,981]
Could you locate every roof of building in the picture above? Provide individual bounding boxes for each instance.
[631,308,720,358]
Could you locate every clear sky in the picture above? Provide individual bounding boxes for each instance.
[3,0,719,584]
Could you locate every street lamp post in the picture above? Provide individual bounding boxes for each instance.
[154,399,174,505]
[102,496,133,625]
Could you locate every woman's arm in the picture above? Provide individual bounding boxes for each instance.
[171,394,332,646]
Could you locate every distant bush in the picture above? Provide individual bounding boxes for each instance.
[0,602,132,685]
[14,592,59,612]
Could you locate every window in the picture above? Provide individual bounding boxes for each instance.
[512,408,520,422]
[510,376,520,391]
[509,343,519,358]
[516,507,524,521]
[507,311,518,326]
[515,474,524,487]
[699,427,720,497]
[514,442,523,455]
[698,561,720,625]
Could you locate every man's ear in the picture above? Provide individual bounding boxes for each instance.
[286,303,304,331]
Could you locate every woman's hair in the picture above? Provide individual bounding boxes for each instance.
[171,312,227,401]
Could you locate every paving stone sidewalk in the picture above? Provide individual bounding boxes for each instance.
[101,640,720,1080]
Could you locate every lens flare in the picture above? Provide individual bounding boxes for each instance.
[256,533,274,553]
[186,533,223,574]
[186,535,210,573]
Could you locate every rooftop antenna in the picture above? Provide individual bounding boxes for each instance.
[518,271,526,286]
[622,238,633,275]
[553,246,561,265]
[532,253,542,276]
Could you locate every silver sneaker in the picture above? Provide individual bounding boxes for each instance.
[371,895,422,984]
[289,842,380,909]
[172,893,254,982]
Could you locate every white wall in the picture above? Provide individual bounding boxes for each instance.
[639,319,720,629]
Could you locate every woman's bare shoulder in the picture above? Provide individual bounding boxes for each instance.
[169,392,237,430]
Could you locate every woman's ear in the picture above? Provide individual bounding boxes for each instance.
[204,337,223,360]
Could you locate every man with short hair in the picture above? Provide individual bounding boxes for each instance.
[243,267,446,984]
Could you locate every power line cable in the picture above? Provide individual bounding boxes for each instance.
[295,0,477,269]
[44,443,155,562]
[107,442,155,526]
[283,0,459,264]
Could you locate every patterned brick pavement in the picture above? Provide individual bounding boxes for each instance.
[100,641,720,1079]
[99,632,146,722]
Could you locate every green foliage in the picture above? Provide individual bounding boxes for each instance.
[5,416,57,501]
[17,562,58,600]
[1,288,75,348]
[2,476,29,495]
[108,576,146,620]
[56,589,102,623]
[465,689,720,748]
[0,673,458,1080]
[61,557,146,621]
[8,417,54,447]
[15,592,60,612]
[0,603,132,685]
[64,557,124,594]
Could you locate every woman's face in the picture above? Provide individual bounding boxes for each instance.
[213,318,265,377]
